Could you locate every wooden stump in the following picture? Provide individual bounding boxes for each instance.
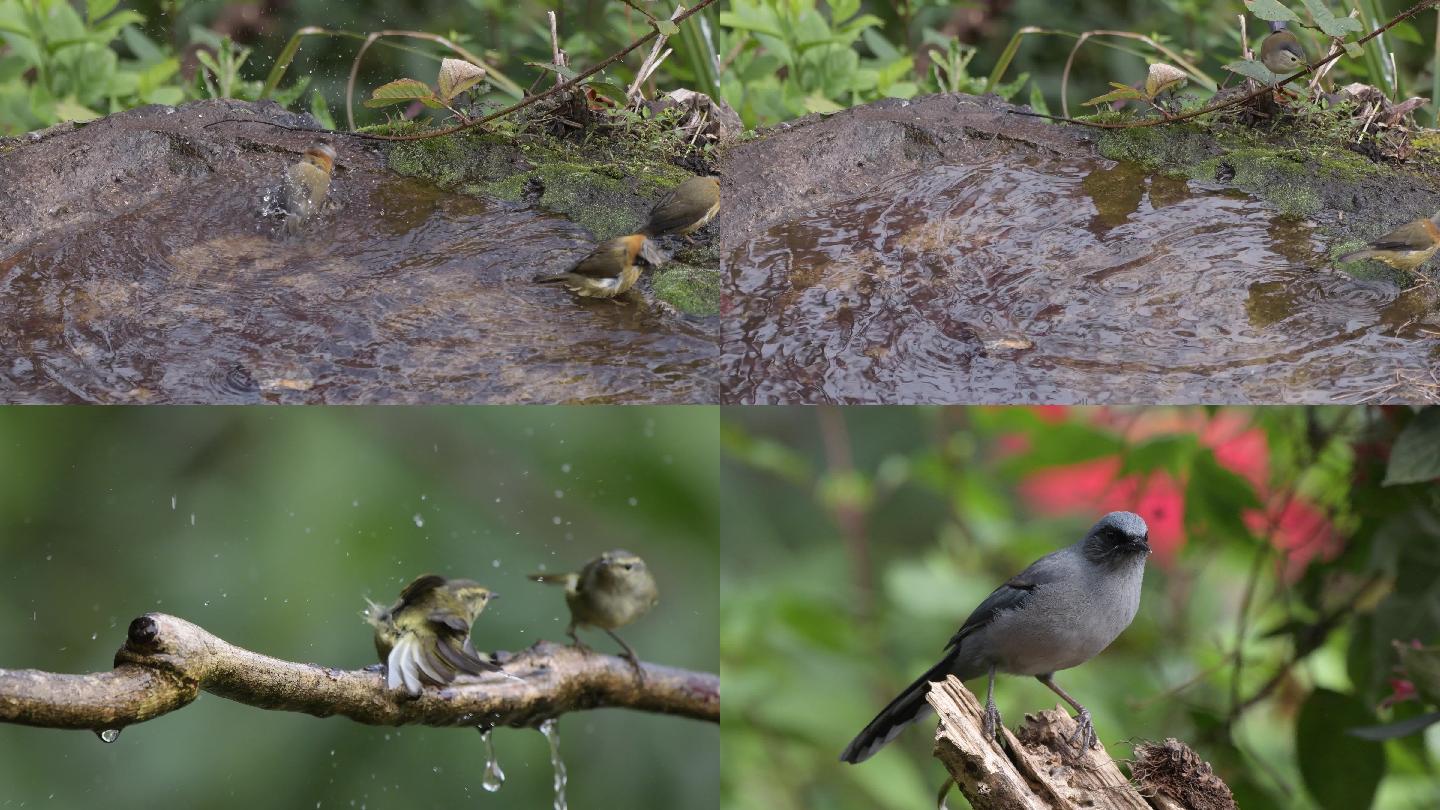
[926,676,1236,810]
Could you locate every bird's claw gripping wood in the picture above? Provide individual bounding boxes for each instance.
[981,698,1002,742]
[1067,708,1099,757]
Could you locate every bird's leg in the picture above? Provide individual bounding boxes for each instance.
[1036,674,1097,755]
[604,628,645,682]
[981,664,1002,741]
[566,622,594,654]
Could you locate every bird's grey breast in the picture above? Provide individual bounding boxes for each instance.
[978,552,1144,676]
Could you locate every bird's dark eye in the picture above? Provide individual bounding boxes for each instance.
[622,563,634,570]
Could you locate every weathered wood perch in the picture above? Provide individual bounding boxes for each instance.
[0,613,719,735]
[927,676,1236,810]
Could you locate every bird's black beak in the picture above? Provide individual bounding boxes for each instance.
[1134,534,1152,555]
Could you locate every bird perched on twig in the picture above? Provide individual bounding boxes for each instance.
[840,512,1150,764]
[281,142,336,234]
[364,574,511,696]
[641,176,720,241]
[1337,212,1440,271]
[530,550,658,674]
[1260,21,1307,79]
[534,234,650,299]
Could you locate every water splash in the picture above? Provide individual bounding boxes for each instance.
[539,718,567,810]
[477,727,505,792]
[95,728,121,743]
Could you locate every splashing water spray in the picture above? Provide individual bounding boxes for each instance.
[539,718,567,810]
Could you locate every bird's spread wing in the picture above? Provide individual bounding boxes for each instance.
[943,551,1065,650]
[427,610,471,636]
[397,574,446,608]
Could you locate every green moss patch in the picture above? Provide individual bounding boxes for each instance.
[651,261,720,316]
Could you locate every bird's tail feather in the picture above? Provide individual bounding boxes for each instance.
[529,572,579,589]
[839,646,967,764]
[533,274,569,285]
[1337,249,1376,263]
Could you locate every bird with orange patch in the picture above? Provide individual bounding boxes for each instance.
[535,233,650,299]
[1338,212,1440,271]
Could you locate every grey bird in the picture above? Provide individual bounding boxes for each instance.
[839,511,1150,764]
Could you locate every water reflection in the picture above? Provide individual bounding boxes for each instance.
[722,156,1439,403]
[0,173,715,403]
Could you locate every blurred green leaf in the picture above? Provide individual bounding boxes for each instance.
[1297,688,1384,810]
[1301,0,1362,37]
[1383,407,1440,486]
[1223,59,1279,85]
[364,77,436,108]
[1247,0,1301,23]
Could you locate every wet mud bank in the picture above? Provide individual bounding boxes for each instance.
[718,93,1440,404]
[0,100,717,403]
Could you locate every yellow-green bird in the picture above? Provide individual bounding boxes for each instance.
[282,142,336,234]
[534,233,649,299]
[364,574,507,695]
[642,176,720,240]
[1260,21,1307,78]
[1338,212,1440,271]
[529,550,658,670]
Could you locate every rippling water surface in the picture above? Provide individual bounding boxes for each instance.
[1,172,715,403]
[721,156,1439,403]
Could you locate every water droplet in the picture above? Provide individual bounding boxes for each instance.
[478,728,505,792]
[170,495,176,510]
[539,718,567,810]
[95,728,120,743]
[413,514,424,528]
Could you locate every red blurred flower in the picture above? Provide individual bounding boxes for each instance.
[1018,458,1185,564]
[1012,408,1339,574]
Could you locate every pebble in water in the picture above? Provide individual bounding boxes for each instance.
[477,728,505,793]
[95,728,121,743]
[539,718,567,810]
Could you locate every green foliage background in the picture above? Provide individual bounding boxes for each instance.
[721,405,1440,810]
[0,406,719,809]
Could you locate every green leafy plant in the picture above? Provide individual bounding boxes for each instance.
[0,0,183,133]
[366,57,488,122]
[718,0,914,126]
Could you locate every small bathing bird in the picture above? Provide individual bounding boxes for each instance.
[364,574,511,695]
[530,549,659,673]
[1260,21,1307,79]
[642,176,721,240]
[1337,212,1440,271]
[534,233,650,299]
[282,142,336,234]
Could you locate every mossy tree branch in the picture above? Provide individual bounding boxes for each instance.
[0,613,719,734]
[927,676,1236,810]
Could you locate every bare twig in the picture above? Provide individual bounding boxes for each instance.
[0,613,719,733]
[630,5,686,102]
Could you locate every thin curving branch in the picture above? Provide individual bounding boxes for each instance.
[0,613,718,734]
